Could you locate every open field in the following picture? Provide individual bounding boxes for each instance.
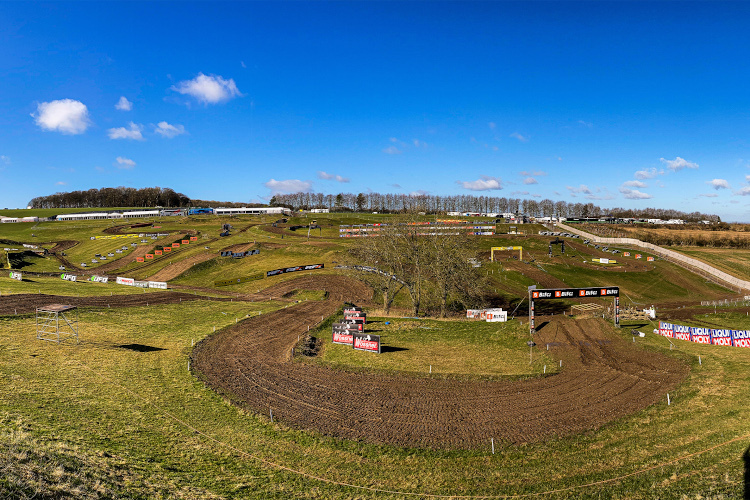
[3,214,750,497]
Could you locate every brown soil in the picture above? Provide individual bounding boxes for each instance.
[148,253,216,282]
[192,275,689,450]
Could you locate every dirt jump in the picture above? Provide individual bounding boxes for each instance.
[192,274,689,450]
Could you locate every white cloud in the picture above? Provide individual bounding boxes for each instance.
[707,179,730,190]
[154,121,187,138]
[33,99,91,134]
[509,132,529,142]
[108,122,144,140]
[114,156,136,170]
[115,96,133,111]
[577,120,593,128]
[458,176,503,191]
[55,181,66,186]
[413,139,428,148]
[736,187,750,196]
[383,146,402,155]
[619,187,652,200]
[520,170,546,177]
[523,177,538,185]
[634,168,659,180]
[511,190,529,196]
[622,180,647,188]
[265,178,312,194]
[699,193,719,198]
[0,155,9,165]
[660,156,699,171]
[317,171,350,183]
[745,174,750,182]
[171,73,242,105]
[567,184,592,195]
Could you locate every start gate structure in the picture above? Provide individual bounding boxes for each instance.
[36,304,79,343]
[528,286,620,335]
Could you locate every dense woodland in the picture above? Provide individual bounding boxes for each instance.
[29,187,717,223]
[28,187,254,210]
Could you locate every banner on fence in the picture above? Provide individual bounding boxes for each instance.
[116,277,135,286]
[266,263,324,277]
[220,249,260,258]
[133,281,149,288]
[732,329,750,348]
[674,324,692,341]
[60,273,77,282]
[711,329,733,346]
[691,327,712,344]
[89,275,108,283]
[148,281,168,289]
[9,271,22,281]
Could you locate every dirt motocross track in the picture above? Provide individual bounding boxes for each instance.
[192,275,689,449]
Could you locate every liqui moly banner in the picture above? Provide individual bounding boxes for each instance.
[353,333,381,353]
[116,277,135,286]
[690,327,712,344]
[659,321,674,337]
[332,330,354,345]
[9,271,22,281]
[60,273,77,282]
[732,330,750,348]
[673,324,692,342]
[711,329,733,346]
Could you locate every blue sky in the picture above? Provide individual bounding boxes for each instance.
[2,1,750,220]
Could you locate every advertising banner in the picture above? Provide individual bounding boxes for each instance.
[133,281,149,288]
[136,257,144,262]
[266,263,324,277]
[647,256,655,262]
[690,327,712,344]
[182,240,189,245]
[673,324,692,342]
[148,281,168,289]
[164,247,171,252]
[337,320,364,331]
[353,333,381,353]
[624,252,631,257]
[658,321,674,337]
[60,273,77,282]
[332,330,354,345]
[190,236,198,241]
[732,330,750,348]
[145,254,154,260]
[9,271,22,281]
[155,250,162,255]
[531,287,619,299]
[344,306,362,314]
[710,329,733,346]
[635,254,642,259]
[172,243,180,248]
[89,276,108,283]
[116,277,135,286]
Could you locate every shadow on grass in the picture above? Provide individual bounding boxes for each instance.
[744,445,749,500]
[381,346,408,354]
[117,344,166,353]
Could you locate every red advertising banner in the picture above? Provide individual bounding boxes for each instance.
[136,257,144,262]
[172,243,180,248]
[145,254,154,260]
[332,331,354,345]
[182,239,189,244]
[190,236,198,241]
[353,333,381,353]
[164,247,171,252]
[155,250,163,255]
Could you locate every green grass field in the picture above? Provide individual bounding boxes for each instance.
[3,215,750,498]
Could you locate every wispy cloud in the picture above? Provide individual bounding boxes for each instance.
[265,178,312,194]
[458,176,503,191]
[634,168,659,180]
[622,180,647,188]
[509,132,529,143]
[55,181,66,186]
[317,171,350,183]
[699,193,719,198]
[154,121,187,138]
[577,120,593,128]
[108,122,144,140]
[114,156,136,170]
[383,146,402,155]
[707,179,730,190]
[115,96,133,111]
[413,139,428,148]
[519,170,546,177]
[33,99,91,134]
[567,184,592,195]
[660,156,699,171]
[736,187,750,196]
[619,187,652,200]
[523,177,538,185]
[171,73,242,105]
[0,155,9,165]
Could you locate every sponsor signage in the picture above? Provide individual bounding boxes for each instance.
[332,330,354,345]
[732,330,750,348]
[9,271,22,281]
[647,256,655,261]
[335,321,363,332]
[624,252,631,257]
[172,243,180,248]
[220,249,260,258]
[353,333,381,353]
[531,287,619,300]
[266,263,325,277]
[190,236,198,241]
[155,250,162,255]
[116,277,135,286]
[148,281,168,289]
[90,275,108,283]
[674,324,692,342]
[145,254,154,260]
[182,239,189,245]
[658,321,674,338]
[164,247,171,252]
[691,327,711,344]
[136,257,145,262]
[214,273,264,287]
[711,329,733,346]
[60,273,77,282]
[635,254,642,259]
[134,280,149,288]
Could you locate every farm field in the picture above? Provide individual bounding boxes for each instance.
[2,213,750,498]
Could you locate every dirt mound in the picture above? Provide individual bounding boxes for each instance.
[0,291,237,316]
[192,276,688,449]
[148,253,216,282]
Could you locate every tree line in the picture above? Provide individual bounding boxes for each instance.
[27,187,255,210]
[270,191,718,222]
